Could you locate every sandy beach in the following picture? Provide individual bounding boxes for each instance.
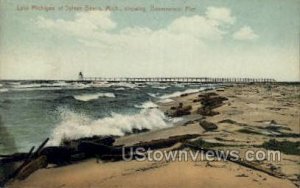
[7,83,300,188]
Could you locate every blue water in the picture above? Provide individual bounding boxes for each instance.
[0,81,217,154]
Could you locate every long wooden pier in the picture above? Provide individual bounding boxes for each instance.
[81,76,276,83]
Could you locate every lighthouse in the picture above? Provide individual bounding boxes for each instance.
[78,72,83,80]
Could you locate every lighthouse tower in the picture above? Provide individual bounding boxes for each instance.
[78,72,84,80]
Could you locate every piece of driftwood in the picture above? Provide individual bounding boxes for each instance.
[62,136,116,149]
[197,107,220,116]
[0,134,203,186]
[32,138,49,158]
[199,120,218,131]
[16,155,48,180]
[78,141,123,157]
[40,146,74,165]
[0,149,35,186]
[197,93,228,116]
[166,105,192,117]
[76,134,200,160]
[70,152,87,161]
[41,136,118,164]
[132,134,200,150]
[9,146,35,178]
[100,153,143,161]
[0,146,35,187]
[185,143,284,178]
[1,138,49,185]
[11,138,48,178]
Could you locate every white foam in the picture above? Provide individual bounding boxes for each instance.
[159,88,201,99]
[87,82,137,89]
[8,81,75,91]
[0,88,9,93]
[12,87,62,92]
[147,93,158,97]
[9,82,21,85]
[48,108,171,145]
[152,85,169,89]
[51,81,69,87]
[157,98,174,103]
[69,83,90,89]
[13,83,42,88]
[134,101,158,109]
[174,84,185,88]
[73,92,115,102]
[114,87,126,91]
[89,82,110,88]
[109,82,137,89]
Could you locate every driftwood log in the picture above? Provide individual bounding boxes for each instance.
[0,138,49,186]
[166,104,192,117]
[7,146,35,179]
[132,134,200,150]
[62,135,116,148]
[0,134,201,186]
[78,141,123,157]
[197,93,228,116]
[40,146,74,165]
[16,155,47,180]
[76,134,201,160]
[199,120,218,131]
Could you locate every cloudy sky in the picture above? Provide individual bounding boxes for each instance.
[0,0,299,81]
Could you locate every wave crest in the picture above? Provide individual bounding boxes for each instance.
[49,108,171,145]
[0,88,9,93]
[73,92,115,101]
[134,101,158,109]
[159,88,201,99]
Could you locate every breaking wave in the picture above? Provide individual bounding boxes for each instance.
[73,92,115,102]
[151,85,169,89]
[159,88,201,99]
[4,81,98,91]
[13,83,42,88]
[48,108,171,145]
[134,101,158,109]
[108,82,137,89]
[174,84,185,88]
[0,88,9,93]
[157,98,174,103]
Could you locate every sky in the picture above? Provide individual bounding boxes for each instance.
[0,0,299,81]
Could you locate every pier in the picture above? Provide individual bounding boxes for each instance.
[81,76,276,83]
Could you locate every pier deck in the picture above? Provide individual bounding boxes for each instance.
[81,77,276,83]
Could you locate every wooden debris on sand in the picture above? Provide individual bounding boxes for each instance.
[16,155,47,180]
[166,102,192,117]
[197,93,228,116]
[199,120,218,131]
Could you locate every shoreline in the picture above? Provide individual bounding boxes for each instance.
[4,83,300,188]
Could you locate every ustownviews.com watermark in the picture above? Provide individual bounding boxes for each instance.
[122,147,281,162]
